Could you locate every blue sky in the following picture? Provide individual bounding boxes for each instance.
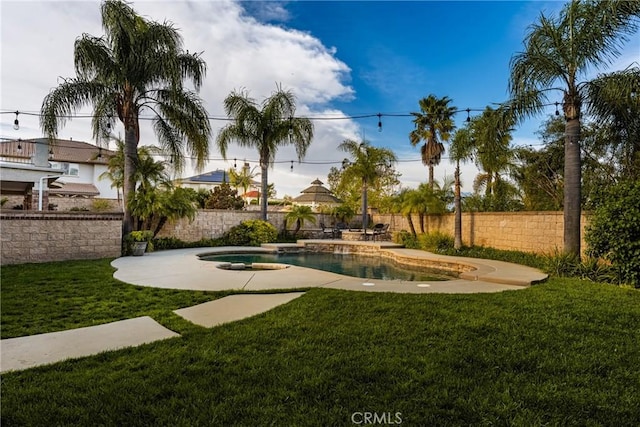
[1,0,638,197]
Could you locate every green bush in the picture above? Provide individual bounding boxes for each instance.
[223,220,277,246]
[585,180,640,287]
[417,231,454,253]
[91,199,113,211]
[123,230,154,255]
[393,230,418,248]
[542,248,580,277]
[151,236,225,251]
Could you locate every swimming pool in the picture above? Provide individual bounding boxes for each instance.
[200,252,452,281]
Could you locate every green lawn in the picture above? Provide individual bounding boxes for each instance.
[1,259,639,425]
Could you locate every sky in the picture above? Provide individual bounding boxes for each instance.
[1,0,638,198]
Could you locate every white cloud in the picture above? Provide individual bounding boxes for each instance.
[1,0,357,197]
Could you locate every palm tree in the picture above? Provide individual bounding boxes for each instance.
[470,107,516,199]
[217,86,313,220]
[585,65,640,180]
[451,127,475,249]
[41,0,210,235]
[338,140,397,230]
[508,0,640,256]
[228,165,259,204]
[285,205,316,237]
[409,95,456,187]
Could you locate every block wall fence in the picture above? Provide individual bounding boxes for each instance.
[1,211,123,265]
[1,209,588,265]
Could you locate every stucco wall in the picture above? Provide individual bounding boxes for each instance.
[1,211,123,265]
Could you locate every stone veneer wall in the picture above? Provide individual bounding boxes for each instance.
[1,211,123,265]
[373,211,589,254]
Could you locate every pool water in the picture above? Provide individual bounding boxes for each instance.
[201,252,452,282]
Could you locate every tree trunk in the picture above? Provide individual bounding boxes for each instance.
[122,126,138,236]
[407,214,417,236]
[454,162,462,250]
[362,180,368,230]
[260,161,268,221]
[428,165,434,189]
[564,116,582,257]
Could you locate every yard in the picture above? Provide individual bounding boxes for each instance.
[1,259,639,425]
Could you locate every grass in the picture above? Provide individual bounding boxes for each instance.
[0,259,226,339]
[1,260,640,425]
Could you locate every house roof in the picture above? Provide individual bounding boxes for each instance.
[49,182,100,196]
[0,138,114,164]
[183,169,229,184]
[292,178,342,204]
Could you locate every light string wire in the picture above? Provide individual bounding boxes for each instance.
[0,102,560,167]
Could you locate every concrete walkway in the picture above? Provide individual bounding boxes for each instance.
[1,244,547,373]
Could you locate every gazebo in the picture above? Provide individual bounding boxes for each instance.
[291,178,342,211]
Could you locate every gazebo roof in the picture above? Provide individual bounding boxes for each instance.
[292,178,342,204]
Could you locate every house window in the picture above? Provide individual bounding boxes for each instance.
[50,161,79,176]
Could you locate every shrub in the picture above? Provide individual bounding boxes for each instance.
[91,199,113,211]
[223,220,277,246]
[417,231,454,253]
[542,248,580,277]
[585,180,640,287]
[393,230,418,248]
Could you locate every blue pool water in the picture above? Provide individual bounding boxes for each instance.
[201,252,452,281]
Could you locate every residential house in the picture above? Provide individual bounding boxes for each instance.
[0,138,118,210]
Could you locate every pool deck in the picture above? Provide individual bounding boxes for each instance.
[1,241,547,373]
[111,240,548,294]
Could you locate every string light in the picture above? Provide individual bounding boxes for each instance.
[290,160,294,172]
[13,111,19,130]
[555,102,560,116]
[377,113,382,132]
[466,108,471,122]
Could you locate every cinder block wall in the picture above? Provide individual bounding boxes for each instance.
[156,210,336,241]
[1,211,123,265]
[374,211,589,254]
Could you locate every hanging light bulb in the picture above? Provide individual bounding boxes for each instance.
[466,108,471,122]
[17,141,22,153]
[377,113,382,132]
[234,158,237,169]
[49,148,54,159]
[290,160,294,172]
[555,102,560,116]
[13,111,19,130]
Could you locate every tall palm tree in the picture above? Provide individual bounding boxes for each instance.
[217,86,313,220]
[450,126,475,249]
[508,0,640,256]
[338,139,397,230]
[41,0,210,235]
[409,95,456,187]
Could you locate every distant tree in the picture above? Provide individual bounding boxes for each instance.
[205,183,244,210]
[409,95,456,187]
